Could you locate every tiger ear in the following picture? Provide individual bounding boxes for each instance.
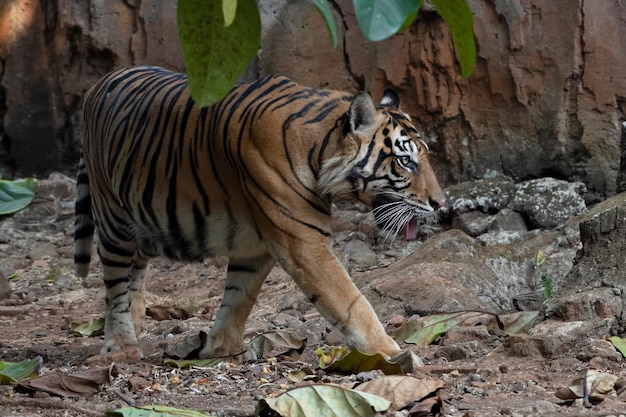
[380,88,400,109]
[349,92,377,132]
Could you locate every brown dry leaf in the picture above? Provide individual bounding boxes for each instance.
[16,365,117,398]
[555,370,618,402]
[355,375,445,412]
[146,305,190,321]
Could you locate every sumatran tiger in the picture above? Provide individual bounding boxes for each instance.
[75,65,445,360]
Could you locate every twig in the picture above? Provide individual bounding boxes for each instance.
[0,396,106,416]
[113,389,136,407]
[582,369,591,408]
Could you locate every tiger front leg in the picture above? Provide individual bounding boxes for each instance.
[271,241,402,359]
[198,254,275,361]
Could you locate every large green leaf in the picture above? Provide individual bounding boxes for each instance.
[608,336,626,357]
[430,0,476,78]
[0,177,37,215]
[0,357,42,384]
[256,385,391,417]
[177,0,261,107]
[222,0,237,27]
[353,0,420,42]
[312,0,338,48]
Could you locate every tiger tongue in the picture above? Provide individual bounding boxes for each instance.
[402,218,419,240]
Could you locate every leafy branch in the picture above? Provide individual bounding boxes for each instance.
[177,0,476,107]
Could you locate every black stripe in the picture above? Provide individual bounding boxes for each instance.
[74,253,91,264]
[74,224,95,240]
[103,276,130,288]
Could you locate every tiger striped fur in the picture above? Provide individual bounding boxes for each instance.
[75,66,445,359]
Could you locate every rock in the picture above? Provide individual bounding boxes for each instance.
[0,272,11,300]
[510,178,587,229]
[576,339,623,362]
[527,319,614,358]
[542,193,626,332]
[452,211,495,236]
[343,239,377,267]
[442,176,517,220]
[489,208,528,232]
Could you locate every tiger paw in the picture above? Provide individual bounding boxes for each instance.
[87,346,142,366]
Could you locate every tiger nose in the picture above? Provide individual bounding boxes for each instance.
[430,198,446,210]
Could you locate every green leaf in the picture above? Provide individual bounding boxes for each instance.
[317,348,403,375]
[70,317,105,337]
[177,0,261,107]
[541,273,553,299]
[256,385,391,417]
[107,405,213,417]
[0,357,42,384]
[608,336,626,357]
[222,0,237,27]
[0,177,37,215]
[430,0,476,78]
[354,0,420,42]
[312,0,338,48]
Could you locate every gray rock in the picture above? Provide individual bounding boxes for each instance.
[510,177,587,229]
[343,239,377,267]
[441,176,516,219]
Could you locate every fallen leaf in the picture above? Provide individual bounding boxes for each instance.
[256,384,391,417]
[70,317,105,337]
[16,365,117,398]
[164,331,207,359]
[106,404,213,416]
[355,375,445,411]
[244,331,306,360]
[393,311,502,346]
[608,336,626,357]
[499,311,539,335]
[555,369,618,402]
[146,306,190,321]
[164,358,222,369]
[317,348,404,375]
[0,357,42,384]
[287,367,316,383]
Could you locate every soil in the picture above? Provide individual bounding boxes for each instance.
[0,183,625,417]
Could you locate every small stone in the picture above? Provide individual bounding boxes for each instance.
[128,376,151,391]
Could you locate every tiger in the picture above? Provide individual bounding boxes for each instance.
[74,65,445,360]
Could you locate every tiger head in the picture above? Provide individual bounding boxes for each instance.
[318,89,445,240]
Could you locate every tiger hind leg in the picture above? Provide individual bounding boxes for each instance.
[199,253,275,361]
[98,232,142,355]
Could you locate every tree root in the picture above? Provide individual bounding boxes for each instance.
[0,396,106,416]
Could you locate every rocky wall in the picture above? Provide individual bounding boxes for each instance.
[0,0,624,203]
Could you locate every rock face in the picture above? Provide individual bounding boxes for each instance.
[0,0,182,177]
[260,0,626,201]
[0,0,625,203]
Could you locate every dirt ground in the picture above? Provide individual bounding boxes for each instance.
[0,180,625,417]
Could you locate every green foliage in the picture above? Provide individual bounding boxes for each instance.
[353,0,421,42]
[0,177,36,215]
[178,1,476,107]
[430,0,476,77]
[0,357,42,384]
[311,0,339,47]
[536,250,552,299]
[177,0,261,107]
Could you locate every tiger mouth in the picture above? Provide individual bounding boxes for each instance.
[372,196,433,240]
